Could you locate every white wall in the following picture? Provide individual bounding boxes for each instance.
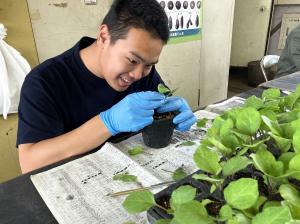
[199,0,235,106]
[230,0,272,67]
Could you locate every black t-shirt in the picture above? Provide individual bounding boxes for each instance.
[17,37,163,146]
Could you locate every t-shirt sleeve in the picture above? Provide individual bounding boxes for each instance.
[17,75,64,146]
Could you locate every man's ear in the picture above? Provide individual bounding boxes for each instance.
[97,24,110,46]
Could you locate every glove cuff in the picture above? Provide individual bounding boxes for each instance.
[99,112,118,136]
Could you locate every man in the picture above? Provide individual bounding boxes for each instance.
[276,24,300,78]
[17,0,196,173]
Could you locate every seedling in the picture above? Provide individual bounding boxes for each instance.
[157,83,178,97]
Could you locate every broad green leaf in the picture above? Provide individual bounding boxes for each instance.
[157,83,170,95]
[219,119,240,149]
[277,110,300,124]
[207,116,224,137]
[192,173,222,184]
[224,178,259,210]
[291,119,300,134]
[128,146,144,155]
[207,137,232,155]
[173,201,213,224]
[197,118,208,128]
[155,219,172,224]
[113,173,137,182]
[289,154,300,180]
[284,92,300,110]
[261,115,282,136]
[262,88,281,100]
[270,133,292,153]
[293,131,300,153]
[260,108,277,121]
[289,154,300,171]
[281,123,295,139]
[172,167,187,181]
[122,190,155,214]
[227,213,251,224]
[279,184,300,206]
[252,206,292,224]
[250,148,284,177]
[231,129,251,144]
[263,201,281,210]
[279,152,296,171]
[245,95,264,110]
[220,204,233,220]
[244,196,267,217]
[193,146,222,175]
[236,107,261,135]
[171,185,196,210]
[222,156,251,177]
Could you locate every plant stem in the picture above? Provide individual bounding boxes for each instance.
[155,203,169,213]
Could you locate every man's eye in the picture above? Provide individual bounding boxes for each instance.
[128,58,137,64]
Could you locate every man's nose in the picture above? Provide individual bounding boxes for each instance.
[129,65,144,80]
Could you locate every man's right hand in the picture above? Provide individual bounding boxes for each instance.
[99,91,165,135]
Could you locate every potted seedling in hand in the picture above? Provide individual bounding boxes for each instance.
[142,84,178,148]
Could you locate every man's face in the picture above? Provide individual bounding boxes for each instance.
[98,27,164,91]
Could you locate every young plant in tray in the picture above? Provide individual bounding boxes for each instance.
[142,84,178,149]
[122,84,300,223]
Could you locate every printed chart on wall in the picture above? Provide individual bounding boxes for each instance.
[157,0,202,44]
[278,14,300,50]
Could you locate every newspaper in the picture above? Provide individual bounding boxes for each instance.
[30,110,218,224]
[205,96,245,114]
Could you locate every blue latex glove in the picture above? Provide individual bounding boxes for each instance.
[157,96,196,132]
[99,91,165,135]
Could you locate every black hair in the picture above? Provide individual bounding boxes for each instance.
[102,0,169,44]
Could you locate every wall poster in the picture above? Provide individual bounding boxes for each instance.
[278,13,300,50]
[157,0,203,43]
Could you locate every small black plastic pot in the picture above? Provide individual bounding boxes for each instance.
[147,170,211,224]
[142,112,176,149]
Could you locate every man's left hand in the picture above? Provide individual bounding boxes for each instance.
[157,96,196,131]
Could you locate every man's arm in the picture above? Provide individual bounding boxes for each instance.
[19,116,111,173]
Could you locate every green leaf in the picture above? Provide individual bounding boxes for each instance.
[250,148,284,177]
[193,146,222,175]
[244,196,267,217]
[224,178,259,210]
[245,95,264,110]
[192,173,222,184]
[293,131,300,153]
[252,206,292,224]
[122,190,155,214]
[172,167,188,181]
[173,201,214,224]
[227,213,251,224]
[277,110,300,124]
[171,185,196,210]
[220,204,233,220]
[179,141,195,146]
[222,156,252,177]
[261,115,282,136]
[279,152,296,171]
[207,137,232,155]
[128,146,144,156]
[262,88,281,100]
[236,107,261,135]
[157,83,171,95]
[270,133,292,153]
[284,91,300,110]
[197,118,208,128]
[279,184,300,206]
[289,154,300,179]
[113,173,137,182]
[155,219,172,224]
